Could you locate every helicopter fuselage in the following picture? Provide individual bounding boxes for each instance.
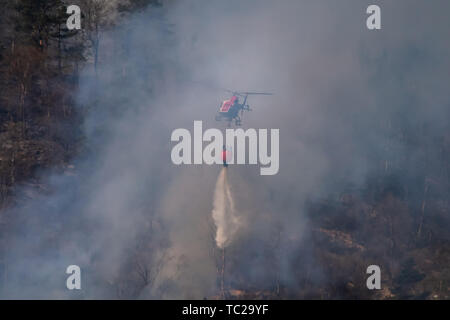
[215,91,271,126]
[216,95,247,125]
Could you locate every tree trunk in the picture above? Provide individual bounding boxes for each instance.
[19,83,26,138]
[416,182,429,238]
[221,248,225,299]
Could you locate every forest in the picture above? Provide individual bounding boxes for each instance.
[0,0,449,299]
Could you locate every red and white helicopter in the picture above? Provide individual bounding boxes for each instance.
[215,90,273,126]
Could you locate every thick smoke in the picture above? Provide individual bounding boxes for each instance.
[1,0,449,299]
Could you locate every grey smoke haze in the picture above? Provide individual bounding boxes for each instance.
[1,0,450,298]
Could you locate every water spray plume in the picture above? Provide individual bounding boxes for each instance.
[211,168,240,249]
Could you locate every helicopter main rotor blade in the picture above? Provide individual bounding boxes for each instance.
[241,92,273,95]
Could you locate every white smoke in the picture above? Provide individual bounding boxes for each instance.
[212,168,241,249]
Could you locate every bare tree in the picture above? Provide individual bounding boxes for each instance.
[6,45,45,137]
[79,0,112,74]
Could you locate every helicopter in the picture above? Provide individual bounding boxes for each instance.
[215,91,273,126]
